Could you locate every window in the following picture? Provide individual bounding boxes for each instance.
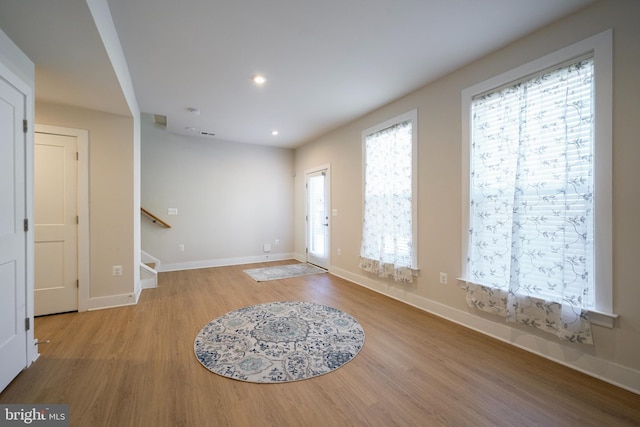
[359,109,418,283]
[461,30,613,342]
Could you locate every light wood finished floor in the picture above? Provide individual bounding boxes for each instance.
[2,261,639,426]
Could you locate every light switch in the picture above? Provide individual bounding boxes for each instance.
[113,265,122,276]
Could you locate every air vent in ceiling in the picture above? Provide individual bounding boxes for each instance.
[153,114,167,126]
[200,131,216,137]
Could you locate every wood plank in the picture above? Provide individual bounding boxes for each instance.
[1,261,639,426]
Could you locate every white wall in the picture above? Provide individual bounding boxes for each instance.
[141,114,295,270]
[294,0,640,393]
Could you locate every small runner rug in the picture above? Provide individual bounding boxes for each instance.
[243,263,326,282]
[194,301,365,383]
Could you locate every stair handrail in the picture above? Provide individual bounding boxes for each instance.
[141,207,171,228]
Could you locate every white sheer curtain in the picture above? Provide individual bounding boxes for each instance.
[465,57,595,344]
[359,120,414,283]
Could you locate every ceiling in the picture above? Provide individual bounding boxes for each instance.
[0,0,595,148]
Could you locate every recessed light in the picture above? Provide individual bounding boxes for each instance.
[271,130,279,136]
[252,74,267,85]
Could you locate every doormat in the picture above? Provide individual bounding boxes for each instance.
[243,263,326,282]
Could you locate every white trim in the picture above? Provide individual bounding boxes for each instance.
[587,309,617,328]
[134,277,143,302]
[159,253,296,272]
[141,249,161,268]
[330,266,640,395]
[591,30,613,315]
[140,262,157,274]
[361,109,419,270]
[86,0,139,115]
[461,29,613,315]
[25,88,36,366]
[293,252,306,263]
[35,124,91,312]
[87,292,138,311]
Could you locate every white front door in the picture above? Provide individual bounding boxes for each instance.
[306,168,329,269]
[0,74,28,391]
[34,132,78,315]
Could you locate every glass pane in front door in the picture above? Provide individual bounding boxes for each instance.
[306,170,328,269]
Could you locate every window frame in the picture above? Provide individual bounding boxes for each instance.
[460,30,615,326]
[362,109,419,271]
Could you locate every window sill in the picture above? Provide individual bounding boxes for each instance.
[456,278,618,329]
[587,308,618,328]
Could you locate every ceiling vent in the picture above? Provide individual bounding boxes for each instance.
[153,114,167,127]
[200,131,216,137]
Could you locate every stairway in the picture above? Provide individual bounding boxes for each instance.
[140,251,160,289]
[140,262,157,289]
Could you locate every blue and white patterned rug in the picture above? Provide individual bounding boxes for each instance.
[194,301,365,383]
[243,263,327,282]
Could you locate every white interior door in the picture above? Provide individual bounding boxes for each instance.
[0,75,28,391]
[34,132,78,315]
[306,168,329,269]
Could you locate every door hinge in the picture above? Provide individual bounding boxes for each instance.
[305,247,308,254]
[24,218,29,232]
[77,279,79,288]
[25,317,30,331]
[23,119,27,133]
[76,216,79,224]
[76,152,79,160]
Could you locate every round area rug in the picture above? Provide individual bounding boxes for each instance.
[194,301,365,383]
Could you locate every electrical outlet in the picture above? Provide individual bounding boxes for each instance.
[178,244,184,252]
[168,208,178,215]
[337,248,342,256]
[113,265,122,276]
[275,239,280,246]
[439,272,448,284]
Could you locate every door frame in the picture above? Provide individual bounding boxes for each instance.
[35,124,89,312]
[305,164,330,269]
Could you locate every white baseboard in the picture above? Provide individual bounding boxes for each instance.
[87,292,139,311]
[159,253,296,272]
[329,266,640,396]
